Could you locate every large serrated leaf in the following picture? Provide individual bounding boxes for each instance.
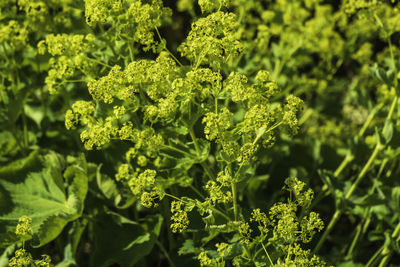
[91,212,163,267]
[0,152,88,247]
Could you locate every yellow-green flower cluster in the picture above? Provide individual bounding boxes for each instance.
[268,179,324,245]
[250,208,269,235]
[284,177,314,208]
[178,11,243,68]
[17,0,79,30]
[198,0,230,13]
[185,68,222,99]
[202,108,231,141]
[233,178,325,264]
[281,243,327,267]
[38,34,96,94]
[268,202,300,244]
[283,95,304,135]
[9,249,51,267]
[34,255,52,267]
[18,0,48,28]
[0,21,28,50]
[15,216,32,239]
[126,0,172,50]
[65,100,95,130]
[238,222,252,244]
[170,200,190,233]
[197,242,232,266]
[38,34,91,56]
[84,0,123,26]
[128,169,164,207]
[88,65,136,104]
[84,0,171,51]
[9,217,52,267]
[80,117,118,150]
[343,0,381,15]
[8,249,33,267]
[223,72,249,102]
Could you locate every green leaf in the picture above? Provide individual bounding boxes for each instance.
[0,131,18,161]
[369,64,393,86]
[383,120,393,144]
[91,212,163,267]
[55,243,77,267]
[0,152,88,247]
[178,239,197,255]
[24,104,45,128]
[337,261,364,267]
[0,244,16,266]
[96,164,118,200]
[193,139,210,163]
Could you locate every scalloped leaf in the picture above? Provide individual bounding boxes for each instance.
[91,212,163,267]
[0,151,88,248]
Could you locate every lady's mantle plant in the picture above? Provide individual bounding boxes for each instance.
[62,0,325,265]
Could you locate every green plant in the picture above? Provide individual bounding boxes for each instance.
[1,0,400,266]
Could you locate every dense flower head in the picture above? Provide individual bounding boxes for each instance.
[0,20,28,50]
[178,11,243,68]
[282,95,304,135]
[38,34,96,94]
[198,0,231,13]
[223,72,250,102]
[126,0,172,50]
[238,222,252,244]
[88,65,136,104]
[205,180,232,204]
[84,0,171,50]
[38,34,90,56]
[170,200,190,232]
[15,216,32,238]
[84,0,123,26]
[281,243,327,266]
[300,212,324,243]
[128,169,164,207]
[80,117,118,150]
[202,107,232,141]
[8,249,33,267]
[269,202,299,244]
[284,177,314,208]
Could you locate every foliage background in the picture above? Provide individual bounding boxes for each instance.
[1,0,400,266]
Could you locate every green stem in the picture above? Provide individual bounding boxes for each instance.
[272,59,281,81]
[161,144,192,157]
[21,106,29,150]
[314,209,341,253]
[334,153,355,178]
[346,223,362,259]
[358,103,383,137]
[386,95,398,122]
[366,245,384,267]
[345,144,381,199]
[378,221,400,266]
[314,143,382,254]
[189,184,205,199]
[156,240,176,267]
[231,181,238,221]
[154,27,183,67]
[261,242,274,266]
[165,193,230,221]
[128,42,135,62]
[165,193,183,202]
[188,127,215,180]
[86,56,113,68]
[346,208,369,259]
